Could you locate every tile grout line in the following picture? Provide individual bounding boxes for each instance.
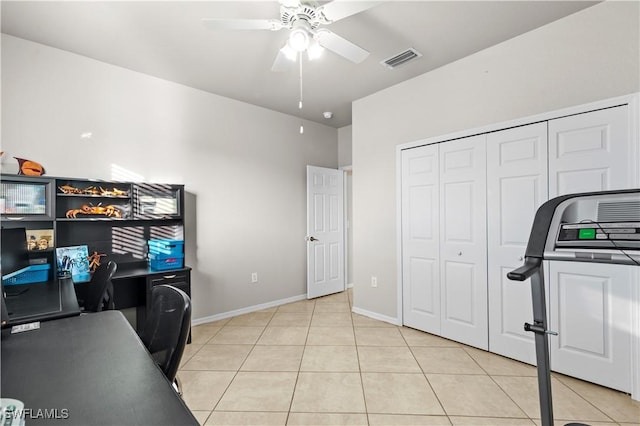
[401,328,452,424]
[284,297,316,425]
[204,310,279,419]
[351,297,372,426]
[458,344,533,421]
[549,374,617,424]
[178,319,229,425]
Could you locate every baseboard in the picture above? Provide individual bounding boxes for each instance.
[346,282,354,289]
[351,306,401,326]
[192,293,307,326]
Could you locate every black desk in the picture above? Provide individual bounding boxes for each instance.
[85,265,191,336]
[3,265,191,341]
[1,311,199,426]
[3,278,80,325]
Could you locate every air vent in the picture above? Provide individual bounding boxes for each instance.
[597,201,640,222]
[381,48,422,69]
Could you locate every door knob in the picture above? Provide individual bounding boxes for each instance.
[458,251,463,256]
[308,236,318,242]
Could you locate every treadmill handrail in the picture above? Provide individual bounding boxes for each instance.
[506,257,542,281]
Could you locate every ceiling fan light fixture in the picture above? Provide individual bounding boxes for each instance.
[307,39,324,60]
[280,44,298,61]
[288,27,310,52]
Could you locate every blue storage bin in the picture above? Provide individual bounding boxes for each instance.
[148,239,184,256]
[149,252,184,271]
[2,264,50,285]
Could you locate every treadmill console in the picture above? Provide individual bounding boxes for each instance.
[556,222,640,249]
[541,191,640,264]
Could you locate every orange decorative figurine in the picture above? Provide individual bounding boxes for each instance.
[15,157,45,176]
[87,251,107,273]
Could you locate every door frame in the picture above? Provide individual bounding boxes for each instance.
[396,92,640,399]
[340,165,353,291]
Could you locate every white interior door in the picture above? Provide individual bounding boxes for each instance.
[401,144,441,334]
[306,165,345,299]
[548,105,635,392]
[487,122,548,364]
[439,135,488,350]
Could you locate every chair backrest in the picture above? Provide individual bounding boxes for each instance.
[83,261,117,312]
[140,284,191,383]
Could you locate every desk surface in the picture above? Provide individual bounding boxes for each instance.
[3,278,80,325]
[1,311,198,426]
[112,265,191,280]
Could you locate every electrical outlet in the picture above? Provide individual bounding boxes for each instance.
[371,276,377,288]
[251,272,258,283]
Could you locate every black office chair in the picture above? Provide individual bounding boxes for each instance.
[82,261,117,313]
[140,284,191,395]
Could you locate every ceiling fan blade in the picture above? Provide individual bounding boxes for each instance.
[319,1,380,22]
[271,46,296,72]
[315,29,369,63]
[279,0,300,7]
[202,18,283,31]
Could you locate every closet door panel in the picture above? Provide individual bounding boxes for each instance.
[439,134,488,349]
[549,106,631,194]
[401,145,440,333]
[548,105,634,393]
[487,122,548,364]
[548,263,633,392]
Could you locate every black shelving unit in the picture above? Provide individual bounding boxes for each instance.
[1,173,190,335]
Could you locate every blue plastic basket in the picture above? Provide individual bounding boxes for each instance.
[149,252,184,271]
[2,264,50,285]
[148,239,184,256]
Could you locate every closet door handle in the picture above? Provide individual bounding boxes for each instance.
[457,251,463,256]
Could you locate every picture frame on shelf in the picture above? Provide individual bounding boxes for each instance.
[26,229,54,251]
[55,245,91,283]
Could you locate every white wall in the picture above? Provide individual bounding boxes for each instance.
[338,125,352,168]
[351,1,640,318]
[1,35,338,321]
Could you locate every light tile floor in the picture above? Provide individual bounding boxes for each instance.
[179,289,640,426]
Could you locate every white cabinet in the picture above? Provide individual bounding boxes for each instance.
[401,100,638,393]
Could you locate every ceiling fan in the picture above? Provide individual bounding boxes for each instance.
[202,0,379,72]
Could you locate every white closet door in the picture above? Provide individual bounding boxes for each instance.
[548,106,631,194]
[548,105,634,392]
[548,263,633,392]
[439,135,488,349]
[487,122,548,364]
[401,144,441,334]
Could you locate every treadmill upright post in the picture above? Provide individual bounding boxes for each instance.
[529,262,554,426]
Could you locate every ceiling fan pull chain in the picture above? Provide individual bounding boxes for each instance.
[298,55,303,110]
[299,56,304,134]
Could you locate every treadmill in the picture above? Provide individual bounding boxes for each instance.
[508,188,640,426]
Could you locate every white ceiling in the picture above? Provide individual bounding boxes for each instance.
[1,1,598,128]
